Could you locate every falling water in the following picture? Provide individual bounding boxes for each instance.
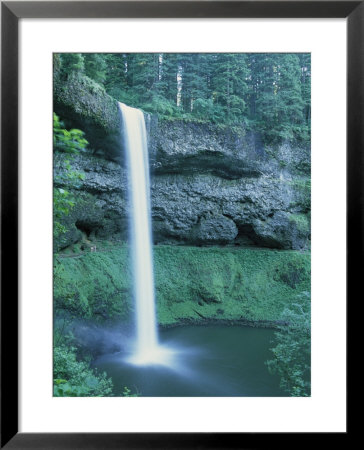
[119,102,172,366]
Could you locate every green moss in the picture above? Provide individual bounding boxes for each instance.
[286,178,311,211]
[54,246,132,322]
[154,246,310,325]
[54,244,310,327]
[288,213,310,234]
[54,72,120,134]
[291,178,311,191]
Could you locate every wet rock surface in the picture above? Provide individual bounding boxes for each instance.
[54,118,310,252]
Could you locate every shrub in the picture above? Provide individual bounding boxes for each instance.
[53,113,86,238]
[53,345,113,397]
[266,292,311,396]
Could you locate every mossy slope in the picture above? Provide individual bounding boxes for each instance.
[54,244,310,326]
[54,245,132,321]
[154,246,310,325]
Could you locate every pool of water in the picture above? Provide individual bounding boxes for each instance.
[93,325,287,397]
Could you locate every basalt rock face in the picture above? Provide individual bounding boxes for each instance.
[53,152,128,251]
[54,115,310,252]
[147,118,263,179]
[53,76,310,251]
[148,119,309,180]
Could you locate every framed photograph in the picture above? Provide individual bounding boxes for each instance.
[1,1,357,447]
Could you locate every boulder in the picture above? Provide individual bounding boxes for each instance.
[54,72,122,159]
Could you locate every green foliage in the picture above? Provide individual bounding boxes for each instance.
[154,246,310,326]
[54,243,310,326]
[289,213,310,234]
[122,386,139,397]
[248,54,307,143]
[142,92,177,117]
[53,345,113,396]
[289,178,311,212]
[266,293,311,396]
[53,188,74,236]
[55,52,310,143]
[53,317,139,397]
[53,113,87,238]
[84,54,107,84]
[192,98,215,121]
[53,247,132,321]
[53,113,88,154]
[211,53,248,124]
[59,53,85,79]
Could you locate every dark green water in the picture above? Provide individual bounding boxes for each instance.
[93,325,287,397]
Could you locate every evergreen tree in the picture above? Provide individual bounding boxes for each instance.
[159,53,179,105]
[299,53,311,128]
[103,53,128,99]
[247,53,307,143]
[126,53,158,104]
[178,53,195,113]
[211,53,248,124]
[59,53,85,79]
[83,53,107,84]
[251,53,281,139]
[57,52,311,144]
[276,54,305,135]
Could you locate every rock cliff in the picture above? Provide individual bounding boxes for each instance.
[54,74,310,252]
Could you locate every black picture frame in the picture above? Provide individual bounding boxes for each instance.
[1,1,357,448]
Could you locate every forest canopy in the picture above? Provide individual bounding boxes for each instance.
[55,52,310,145]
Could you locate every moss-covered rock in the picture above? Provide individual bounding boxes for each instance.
[154,245,310,326]
[54,72,121,158]
[54,245,132,321]
[288,213,310,234]
[252,210,310,251]
[53,190,128,252]
[288,178,311,213]
[54,243,310,327]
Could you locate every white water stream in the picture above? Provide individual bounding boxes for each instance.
[119,102,172,366]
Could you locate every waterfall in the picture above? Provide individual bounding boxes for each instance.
[119,102,172,366]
